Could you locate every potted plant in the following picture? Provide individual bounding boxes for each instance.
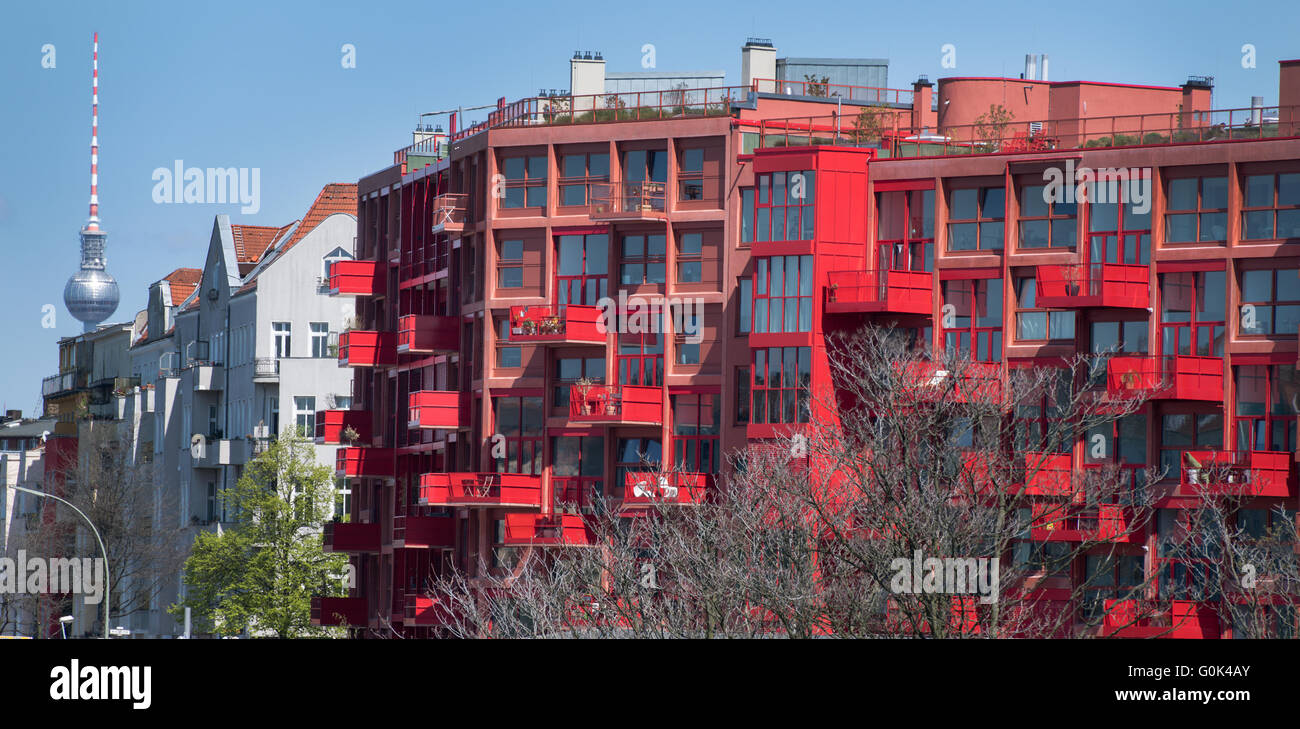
[342,424,360,446]
[521,319,537,336]
[604,394,619,416]
[575,377,596,415]
[828,282,839,302]
[1185,452,1203,485]
[543,316,562,335]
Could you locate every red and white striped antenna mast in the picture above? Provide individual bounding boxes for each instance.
[86,31,100,231]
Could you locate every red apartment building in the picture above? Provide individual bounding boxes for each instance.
[312,42,1300,637]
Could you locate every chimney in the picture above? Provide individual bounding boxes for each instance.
[570,50,606,105]
[1024,54,1037,81]
[911,76,935,133]
[1181,76,1214,129]
[742,38,777,93]
[1039,54,1049,82]
[1251,96,1265,126]
[1280,60,1300,134]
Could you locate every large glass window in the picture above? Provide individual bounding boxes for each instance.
[672,393,720,474]
[1159,412,1223,475]
[556,234,608,306]
[552,435,604,508]
[1239,267,1300,336]
[1019,183,1077,249]
[751,346,811,424]
[497,319,521,368]
[942,278,1003,362]
[877,189,934,270]
[554,356,605,415]
[1160,271,1225,356]
[559,151,609,206]
[493,396,543,474]
[294,396,316,437]
[498,239,524,288]
[502,154,548,209]
[1242,172,1300,240]
[1015,276,1075,342]
[619,234,665,285]
[310,322,329,358]
[947,186,1005,251]
[677,233,703,283]
[1234,365,1300,452]
[1165,176,1228,243]
[754,171,815,242]
[753,255,814,333]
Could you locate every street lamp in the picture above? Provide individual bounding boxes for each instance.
[5,484,111,639]
[59,615,74,640]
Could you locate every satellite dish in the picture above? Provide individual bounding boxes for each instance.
[190,433,206,459]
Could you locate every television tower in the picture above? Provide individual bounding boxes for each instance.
[64,32,120,332]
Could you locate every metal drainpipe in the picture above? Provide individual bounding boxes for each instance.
[222,302,231,517]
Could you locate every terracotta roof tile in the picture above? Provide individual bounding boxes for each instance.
[163,267,203,306]
[229,224,283,264]
[279,183,357,253]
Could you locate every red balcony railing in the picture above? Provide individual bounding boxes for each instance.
[589,182,667,221]
[407,390,469,429]
[392,515,456,549]
[327,260,385,297]
[898,361,1003,404]
[311,596,369,627]
[1102,599,1221,639]
[1035,263,1149,309]
[397,314,459,354]
[752,77,914,105]
[430,193,467,234]
[1023,452,1073,497]
[314,409,371,446]
[1030,503,1136,542]
[338,330,397,368]
[622,471,710,507]
[418,472,543,510]
[335,447,395,479]
[1105,355,1222,401]
[404,595,457,626]
[825,269,932,315]
[322,521,381,553]
[1178,450,1295,498]
[508,305,605,344]
[569,384,662,424]
[502,512,595,548]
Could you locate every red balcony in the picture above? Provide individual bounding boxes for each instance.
[314,409,371,446]
[407,390,469,429]
[1178,450,1295,498]
[430,193,467,234]
[1030,503,1137,542]
[397,314,460,354]
[825,269,932,315]
[1023,452,1073,497]
[311,596,368,627]
[963,451,1072,497]
[569,384,662,424]
[589,181,667,222]
[418,472,543,510]
[503,513,595,547]
[328,260,385,297]
[1035,263,1149,309]
[392,515,456,549]
[622,471,710,507]
[1102,599,1221,639]
[335,447,395,479]
[1105,355,1222,401]
[899,361,1003,404]
[323,521,380,553]
[338,330,397,368]
[508,305,605,345]
[404,595,457,626]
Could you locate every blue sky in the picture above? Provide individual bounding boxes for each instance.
[0,0,1295,412]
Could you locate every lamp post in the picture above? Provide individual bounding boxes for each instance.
[59,615,74,639]
[6,484,110,639]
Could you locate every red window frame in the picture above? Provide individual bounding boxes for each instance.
[946,185,1005,252]
[1018,181,1077,250]
[1159,270,1225,356]
[553,355,605,416]
[751,346,811,425]
[876,188,934,270]
[617,317,664,386]
[492,395,543,475]
[942,276,1003,362]
[558,150,610,207]
[551,434,605,510]
[501,154,548,209]
[1238,265,1300,336]
[1014,274,1075,343]
[1165,175,1228,243]
[1233,364,1299,452]
[754,170,815,242]
[753,254,814,334]
[619,233,666,285]
[1241,171,1300,241]
[555,233,609,307]
[672,392,720,474]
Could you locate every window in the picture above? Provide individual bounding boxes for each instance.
[618,315,663,386]
[1239,267,1300,336]
[625,149,667,184]
[556,234,609,306]
[672,393,719,473]
[675,305,701,365]
[498,239,524,288]
[753,255,814,333]
[493,396,543,474]
[616,437,662,498]
[737,278,752,334]
[310,322,329,358]
[678,148,706,201]
[735,367,750,424]
[877,189,934,271]
[1234,365,1300,452]
[619,234,665,285]
[1160,412,1223,474]
[740,188,755,243]
[1085,414,1148,497]
[1160,271,1225,355]
[501,154,547,209]
[335,476,351,521]
[1018,183,1077,249]
[1155,509,1219,601]
[942,278,1003,362]
[552,435,605,508]
[206,483,217,523]
[1242,172,1300,240]
[554,356,605,415]
[1083,554,1145,620]
[1013,370,1073,453]
[559,151,609,206]
[1165,176,1228,242]
[1088,319,1149,386]
[1015,276,1075,342]
[294,396,316,437]
[947,186,1004,251]
[208,405,218,437]
[268,397,278,434]
[273,322,291,359]
[497,319,521,368]
[754,170,815,242]
[751,346,811,424]
[677,232,703,283]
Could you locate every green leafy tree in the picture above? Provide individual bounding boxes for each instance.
[172,434,348,638]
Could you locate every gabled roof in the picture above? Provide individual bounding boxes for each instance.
[279,183,357,255]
